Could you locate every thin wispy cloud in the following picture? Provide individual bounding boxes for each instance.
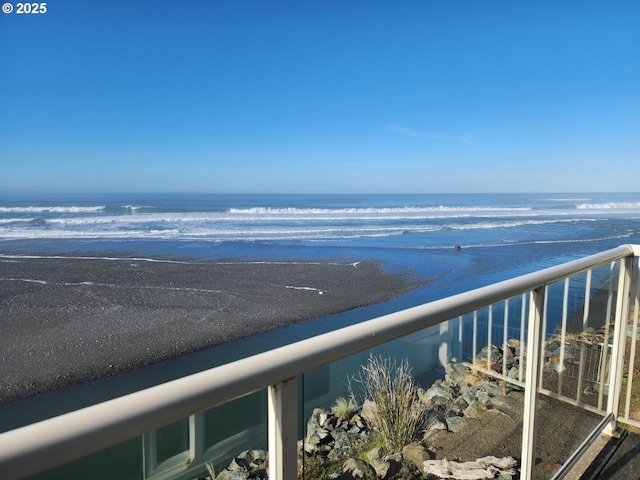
[383,125,472,143]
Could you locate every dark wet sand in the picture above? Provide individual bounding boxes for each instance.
[0,255,419,403]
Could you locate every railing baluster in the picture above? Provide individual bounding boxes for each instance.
[539,285,549,390]
[268,377,298,480]
[576,269,592,404]
[558,278,569,396]
[473,310,478,363]
[503,299,509,377]
[458,315,464,361]
[487,305,493,368]
[519,293,526,382]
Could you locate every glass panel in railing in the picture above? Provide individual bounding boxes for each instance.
[30,389,269,480]
[198,389,268,479]
[540,263,620,412]
[300,316,525,479]
[532,392,606,480]
[153,419,190,466]
[532,262,621,479]
[28,437,143,480]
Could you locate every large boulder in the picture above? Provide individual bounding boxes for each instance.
[402,442,433,471]
[342,457,376,479]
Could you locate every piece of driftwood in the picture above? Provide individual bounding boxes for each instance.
[424,456,517,479]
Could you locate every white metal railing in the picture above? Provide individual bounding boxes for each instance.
[0,244,638,480]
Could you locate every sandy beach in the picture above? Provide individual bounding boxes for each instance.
[0,255,419,403]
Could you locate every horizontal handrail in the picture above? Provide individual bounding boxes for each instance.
[0,244,636,479]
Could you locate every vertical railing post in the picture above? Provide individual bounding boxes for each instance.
[268,377,298,480]
[576,269,592,404]
[439,320,450,366]
[502,299,509,377]
[487,305,493,367]
[521,286,546,480]
[605,257,633,436]
[519,293,526,382]
[458,315,464,361]
[558,278,569,396]
[623,259,640,422]
[472,311,478,363]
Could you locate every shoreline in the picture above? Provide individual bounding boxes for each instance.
[0,254,421,403]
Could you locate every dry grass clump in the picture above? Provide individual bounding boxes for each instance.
[355,354,425,454]
[331,396,359,421]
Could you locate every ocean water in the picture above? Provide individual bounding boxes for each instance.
[2,192,639,303]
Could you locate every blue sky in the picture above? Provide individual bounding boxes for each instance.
[1,1,638,194]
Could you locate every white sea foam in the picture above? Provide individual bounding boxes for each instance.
[576,202,640,210]
[0,217,593,241]
[122,205,151,212]
[0,206,106,213]
[228,206,531,215]
[0,218,35,224]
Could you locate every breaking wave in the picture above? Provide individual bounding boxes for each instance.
[0,206,106,213]
[576,202,640,210]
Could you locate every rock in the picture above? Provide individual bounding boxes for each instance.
[476,391,492,406]
[384,454,404,478]
[366,447,384,462]
[424,410,447,431]
[476,345,501,362]
[216,470,249,480]
[228,455,250,471]
[369,457,392,479]
[502,346,516,368]
[385,452,403,464]
[446,416,466,433]
[428,395,452,411]
[489,397,512,412]
[487,409,514,421]
[421,384,456,403]
[307,408,331,435]
[445,362,471,388]
[402,442,433,471]
[332,427,350,450]
[342,458,376,479]
[460,384,495,405]
[463,400,485,418]
[476,380,503,397]
[326,446,342,462]
[353,413,367,428]
[370,455,403,480]
[447,403,466,417]
[361,399,377,425]
[242,449,267,468]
